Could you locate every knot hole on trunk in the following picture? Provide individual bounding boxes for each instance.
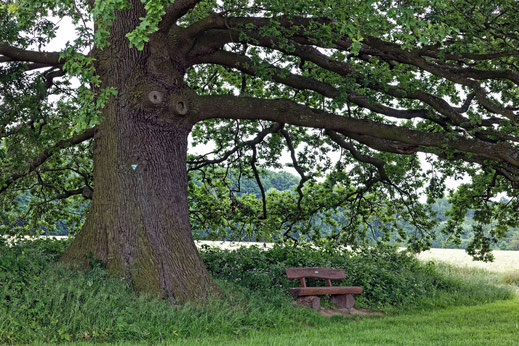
[148,91,163,104]
[176,101,187,115]
[170,96,189,116]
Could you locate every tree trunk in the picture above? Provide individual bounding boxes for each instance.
[61,116,216,303]
[61,3,218,303]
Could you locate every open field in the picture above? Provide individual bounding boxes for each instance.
[416,248,519,274]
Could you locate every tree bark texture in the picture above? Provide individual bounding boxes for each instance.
[61,3,217,303]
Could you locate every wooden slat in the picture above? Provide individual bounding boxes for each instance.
[285,267,346,280]
[289,286,363,296]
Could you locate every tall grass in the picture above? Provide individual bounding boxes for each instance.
[1,263,331,343]
[0,239,515,343]
[501,271,519,287]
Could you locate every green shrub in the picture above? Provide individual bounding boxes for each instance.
[0,237,71,311]
[200,244,513,309]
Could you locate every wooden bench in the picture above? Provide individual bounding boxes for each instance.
[286,267,362,310]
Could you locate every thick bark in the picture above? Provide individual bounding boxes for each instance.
[61,115,215,302]
[61,3,217,303]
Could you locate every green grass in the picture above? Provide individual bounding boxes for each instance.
[1,239,517,344]
[176,300,519,345]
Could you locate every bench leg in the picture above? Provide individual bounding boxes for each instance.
[330,294,355,309]
[295,296,321,310]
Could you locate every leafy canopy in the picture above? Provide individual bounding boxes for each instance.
[1,0,519,260]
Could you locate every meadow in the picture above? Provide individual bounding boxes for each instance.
[1,238,518,344]
[416,248,519,273]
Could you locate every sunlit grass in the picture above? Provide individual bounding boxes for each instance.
[416,248,519,273]
[178,300,519,346]
[1,239,517,344]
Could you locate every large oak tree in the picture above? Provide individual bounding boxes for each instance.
[1,0,518,302]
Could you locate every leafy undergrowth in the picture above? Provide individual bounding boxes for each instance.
[0,238,515,343]
[201,245,515,312]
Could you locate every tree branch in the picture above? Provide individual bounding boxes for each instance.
[325,130,389,181]
[0,127,95,194]
[183,15,326,40]
[279,128,309,209]
[188,29,498,130]
[160,0,204,32]
[0,45,64,66]
[189,21,519,128]
[187,123,283,170]
[190,50,339,98]
[250,145,267,219]
[192,94,519,178]
[190,50,441,124]
[186,14,519,125]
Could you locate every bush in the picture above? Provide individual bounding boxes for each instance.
[0,237,71,309]
[200,244,513,309]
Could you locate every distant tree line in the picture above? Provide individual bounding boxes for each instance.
[8,169,519,251]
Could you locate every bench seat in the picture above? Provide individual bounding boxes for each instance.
[286,267,363,310]
[289,286,363,296]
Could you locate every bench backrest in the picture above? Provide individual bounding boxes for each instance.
[285,267,346,288]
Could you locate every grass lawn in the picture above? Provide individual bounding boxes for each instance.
[3,240,518,344]
[176,299,519,346]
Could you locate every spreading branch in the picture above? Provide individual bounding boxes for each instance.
[192,93,519,181]
[325,130,389,181]
[0,45,64,66]
[160,0,204,32]
[187,26,516,133]
[188,123,283,170]
[250,145,267,219]
[279,128,309,209]
[0,127,95,194]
